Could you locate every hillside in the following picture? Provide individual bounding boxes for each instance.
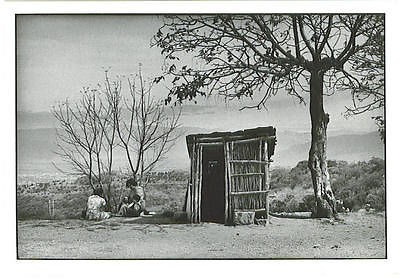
[18,125,384,178]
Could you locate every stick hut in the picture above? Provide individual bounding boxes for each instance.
[185,126,276,225]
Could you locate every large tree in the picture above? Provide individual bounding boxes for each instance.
[153,14,384,217]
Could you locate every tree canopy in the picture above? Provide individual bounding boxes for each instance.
[153,14,384,113]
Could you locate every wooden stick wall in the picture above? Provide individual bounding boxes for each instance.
[186,135,273,224]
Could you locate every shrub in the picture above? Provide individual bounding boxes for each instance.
[286,198,300,212]
[269,194,309,213]
[270,199,286,213]
[270,158,385,212]
[365,188,385,211]
[270,167,291,190]
[299,194,316,212]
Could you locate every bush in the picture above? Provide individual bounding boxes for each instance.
[270,158,385,212]
[270,194,314,213]
[270,199,286,213]
[365,188,385,211]
[333,158,385,211]
[298,194,316,212]
[270,167,291,190]
[286,198,300,212]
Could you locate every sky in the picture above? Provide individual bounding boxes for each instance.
[16,14,381,133]
[17,15,164,112]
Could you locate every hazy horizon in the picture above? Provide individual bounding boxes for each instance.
[17,14,381,135]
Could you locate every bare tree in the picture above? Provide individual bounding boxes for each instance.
[52,75,120,209]
[95,71,121,208]
[52,89,102,191]
[53,68,182,209]
[153,14,384,217]
[115,69,182,188]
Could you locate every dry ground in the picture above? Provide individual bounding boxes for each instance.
[17,211,385,259]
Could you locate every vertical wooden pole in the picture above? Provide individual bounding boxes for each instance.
[267,160,270,223]
[52,199,55,219]
[48,199,55,219]
[264,140,270,223]
[259,139,263,191]
[198,145,203,223]
[194,143,202,223]
[185,184,191,222]
[48,199,51,219]
[190,142,196,223]
[224,141,229,225]
[228,142,234,221]
[193,144,199,223]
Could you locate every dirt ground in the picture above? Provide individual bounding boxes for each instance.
[17,212,385,259]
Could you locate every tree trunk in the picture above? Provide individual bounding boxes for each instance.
[88,153,94,191]
[105,183,112,211]
[308,70,337,218]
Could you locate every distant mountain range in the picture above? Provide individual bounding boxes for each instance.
[17,107,384,176]
[274,131,384,167]
[17,125,384,176]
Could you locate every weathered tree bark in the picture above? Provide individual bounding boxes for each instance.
[308,70,337,218]
[88,154,94,191]
[104,184,112,211]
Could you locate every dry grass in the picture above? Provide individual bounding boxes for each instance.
[17,172,188,220]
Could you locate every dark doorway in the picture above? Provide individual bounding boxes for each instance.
[201,145,225,223]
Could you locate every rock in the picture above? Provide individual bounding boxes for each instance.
[330,244,339,249]
[313,244,321,248]
[233,211,255,225]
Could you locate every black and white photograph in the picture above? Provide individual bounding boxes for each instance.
[15,12,387,260]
